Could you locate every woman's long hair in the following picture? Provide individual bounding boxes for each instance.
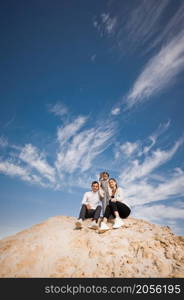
[109,178,118,190]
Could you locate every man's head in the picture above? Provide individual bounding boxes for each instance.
[91,181,99,192]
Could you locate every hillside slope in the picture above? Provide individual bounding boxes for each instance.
[0,216,184,277]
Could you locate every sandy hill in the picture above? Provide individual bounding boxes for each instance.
[0,216,184,278]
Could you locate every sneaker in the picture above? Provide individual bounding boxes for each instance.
[98,222,110,233]
[75,219,83,229]
[112,218,124,229]
[88,220,99,230]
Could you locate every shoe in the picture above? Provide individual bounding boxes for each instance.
[88,220,99,230]
[112,218,124,229]
[75,219,83,229]
[98,222,110,233]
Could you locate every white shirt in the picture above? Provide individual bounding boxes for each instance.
[81,191,102,209]
[109,187,131,209]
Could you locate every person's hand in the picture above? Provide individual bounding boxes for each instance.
[86,204,92,210]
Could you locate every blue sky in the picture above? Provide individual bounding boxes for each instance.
[0,0,184,238]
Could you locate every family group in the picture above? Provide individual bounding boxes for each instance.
[75,172,131,233]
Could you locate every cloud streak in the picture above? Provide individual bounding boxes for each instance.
[19,144,56,184]
[0,114,115,190]
[134,203,184,221]
[49,102,68,118]
[57,116,87,148]
[124,0,170,48]
[120,138,183,184]
[56,122,115,174]
[125,31,184,109]
[132,202,184,235]
[0,160,48,187]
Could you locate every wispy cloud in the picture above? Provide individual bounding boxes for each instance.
[93,0,174,52]
[93,12,117,37]
[125,31,184,109]
[93,0,184,82]
[139,120,171,156]
[123,170,184,206]
[0,111,115,190]
[120,137,183,184]
[57,116,87,148]
[124,0,170,48]
[132,201,184,235]
[111,107,120,115]
[101,13,117,35]
[114,121,171,160]
[147,2,184,52]
[19,144,56,184]
[119,142,139,158]
[0,160,48,187]
[134,202,184,222]
[55,122,114,174]
[114,122,184,207]
[49,102,68,118]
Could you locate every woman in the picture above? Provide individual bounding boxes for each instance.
[99,178,131,233]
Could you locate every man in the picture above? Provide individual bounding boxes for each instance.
[75,181,102,230]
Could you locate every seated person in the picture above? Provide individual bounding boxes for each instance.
[75,181,102,230]
[99,178,131,233]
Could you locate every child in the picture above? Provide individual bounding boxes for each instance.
[99,171,110,215]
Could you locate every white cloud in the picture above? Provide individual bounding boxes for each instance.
[111,107,121,115]
[57,116,87,148]
[104,16,117,35]
[120,137,183,184]
[115,121,171,160]
[120,142,139,157]
[0,160,48,187]
[19,144,56,183]
[55,123,114,174]
[93,12,118,36]
[141,120,171,155]
[125,31,184,109]
[132,202,184,235]
[93,0,174,54]
[49,102,68,117]
[0,113,115,189]
[133,203,184,222]
[122,171,184,207]
[0,160,29,178]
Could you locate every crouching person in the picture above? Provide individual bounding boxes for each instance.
[75,181,102,230]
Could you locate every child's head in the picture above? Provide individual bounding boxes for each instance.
[100,171,109,181]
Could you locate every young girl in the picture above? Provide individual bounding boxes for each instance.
[99,171,110,215]
[99,178,131,233]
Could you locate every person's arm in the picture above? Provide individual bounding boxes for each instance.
[99,187,104,199]
[81,192,92,209]
[115,187,124,202]
[81,192,88,205]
